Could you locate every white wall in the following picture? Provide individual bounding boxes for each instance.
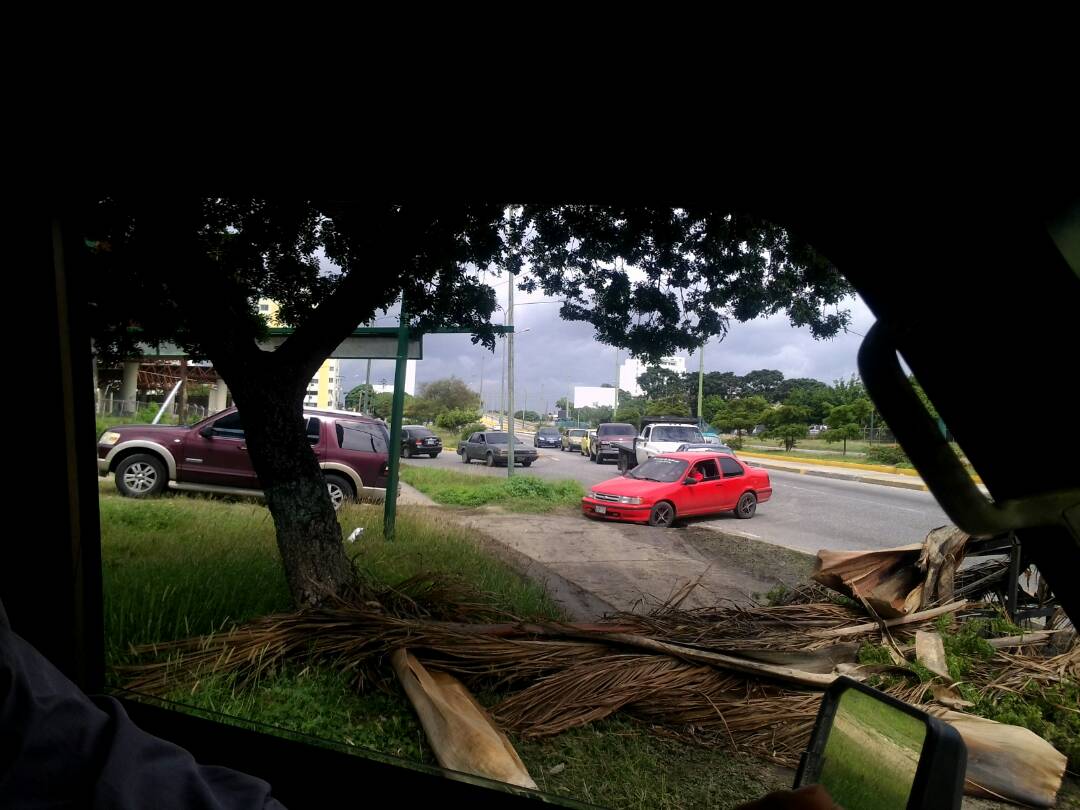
[619,355,686,397]
[573,386,617,409]
[372,360,417,396]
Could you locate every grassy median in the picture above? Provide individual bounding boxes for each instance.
[399,466,583,512]
[98,484,787,808]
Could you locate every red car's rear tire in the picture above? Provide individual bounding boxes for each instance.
[735,492,757,519]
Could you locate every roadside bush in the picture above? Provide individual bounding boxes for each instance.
[459,422,487,440]
[866,445,909,466]
[436,408,479,432]
[726,435,744,450]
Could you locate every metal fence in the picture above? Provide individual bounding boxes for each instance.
[96,398,208,421]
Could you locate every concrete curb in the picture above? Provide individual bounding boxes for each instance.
[738,450,921,476]
[748,460,930,492]
[739,450,983,486]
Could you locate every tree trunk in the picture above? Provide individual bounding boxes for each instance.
[230,377,358,608]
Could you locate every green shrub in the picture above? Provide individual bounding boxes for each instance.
[436,408,479,432]
[866,445,909,465]
[459,422,487,440]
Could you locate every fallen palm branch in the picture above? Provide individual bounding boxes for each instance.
[114,546,1074,807]
[812,526,969,617]
[391,649,537,789]
[925,707,1068,808]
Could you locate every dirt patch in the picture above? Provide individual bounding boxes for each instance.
[439,511,817,617]
[681,526,817,596]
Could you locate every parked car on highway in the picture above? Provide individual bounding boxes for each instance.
[580,429,597,457]
[534,426,562,448]
[606,417,705,472]
[561,428,587,452]
[582,452,771,528]
[401,425,442,458]
[591,422,638,463]
[98,406,390,510]
[458,431,538,467]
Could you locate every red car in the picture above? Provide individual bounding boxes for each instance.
[581,452,772,528]
[97,407,390,510]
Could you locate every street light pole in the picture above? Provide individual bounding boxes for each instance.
[477,270,486,417]
[507,271,516,476]
[697,342,705,428]
[499,331,506,429]
[614,349,619,420]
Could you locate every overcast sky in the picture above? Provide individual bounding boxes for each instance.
[338,279,877,412]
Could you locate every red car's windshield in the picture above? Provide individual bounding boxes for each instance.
[628,457,688,482]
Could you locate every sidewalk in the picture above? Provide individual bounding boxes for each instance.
[450,512,804,617]
[738,452,988,495]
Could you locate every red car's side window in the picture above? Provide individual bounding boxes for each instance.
[719,457,744,478]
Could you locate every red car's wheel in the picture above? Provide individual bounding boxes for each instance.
[735,492,757,519]
[648,501,676,528]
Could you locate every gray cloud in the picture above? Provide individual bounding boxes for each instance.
[339,293,876,409]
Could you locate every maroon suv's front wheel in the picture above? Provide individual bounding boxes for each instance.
[114,453,168,498]
[324,473,355,510]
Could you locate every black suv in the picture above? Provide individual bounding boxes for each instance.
[533,426,562,448]
[401,425,442,458]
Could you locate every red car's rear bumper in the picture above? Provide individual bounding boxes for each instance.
[757,487,773,503]
[581,497,652,524]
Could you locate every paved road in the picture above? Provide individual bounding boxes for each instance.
[408,441,951,554]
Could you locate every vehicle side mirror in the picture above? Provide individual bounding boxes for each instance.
[199,425,214,439]
[794,677,966,810]
[683,477,698,486]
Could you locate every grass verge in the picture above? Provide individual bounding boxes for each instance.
[100,485,776,808]
[399,466,583,512]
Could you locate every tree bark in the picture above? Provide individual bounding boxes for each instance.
[227,370,358,608]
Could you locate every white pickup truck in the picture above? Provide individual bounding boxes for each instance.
[609,417,705,473]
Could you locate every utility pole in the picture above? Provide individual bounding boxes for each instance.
[178,356,188,424]
[613,349,619,420]
[507,271,516,476]
[499,330,506,429]
[477,270,485,416]
[364,358,372,413]
[697,343,705,428]
[384,299,410,540]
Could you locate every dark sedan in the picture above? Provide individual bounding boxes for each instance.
[401,425,442,458]
[533,427,562,448]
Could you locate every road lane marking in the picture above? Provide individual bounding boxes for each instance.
[779,482,929,513]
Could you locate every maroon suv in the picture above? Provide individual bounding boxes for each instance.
[98,407,390,509]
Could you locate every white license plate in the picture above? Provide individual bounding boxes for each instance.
[594,505,607,514]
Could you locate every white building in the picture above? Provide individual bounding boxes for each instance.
[371,360,417,396]
[573,386,618,409]
[619,355,687,397]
